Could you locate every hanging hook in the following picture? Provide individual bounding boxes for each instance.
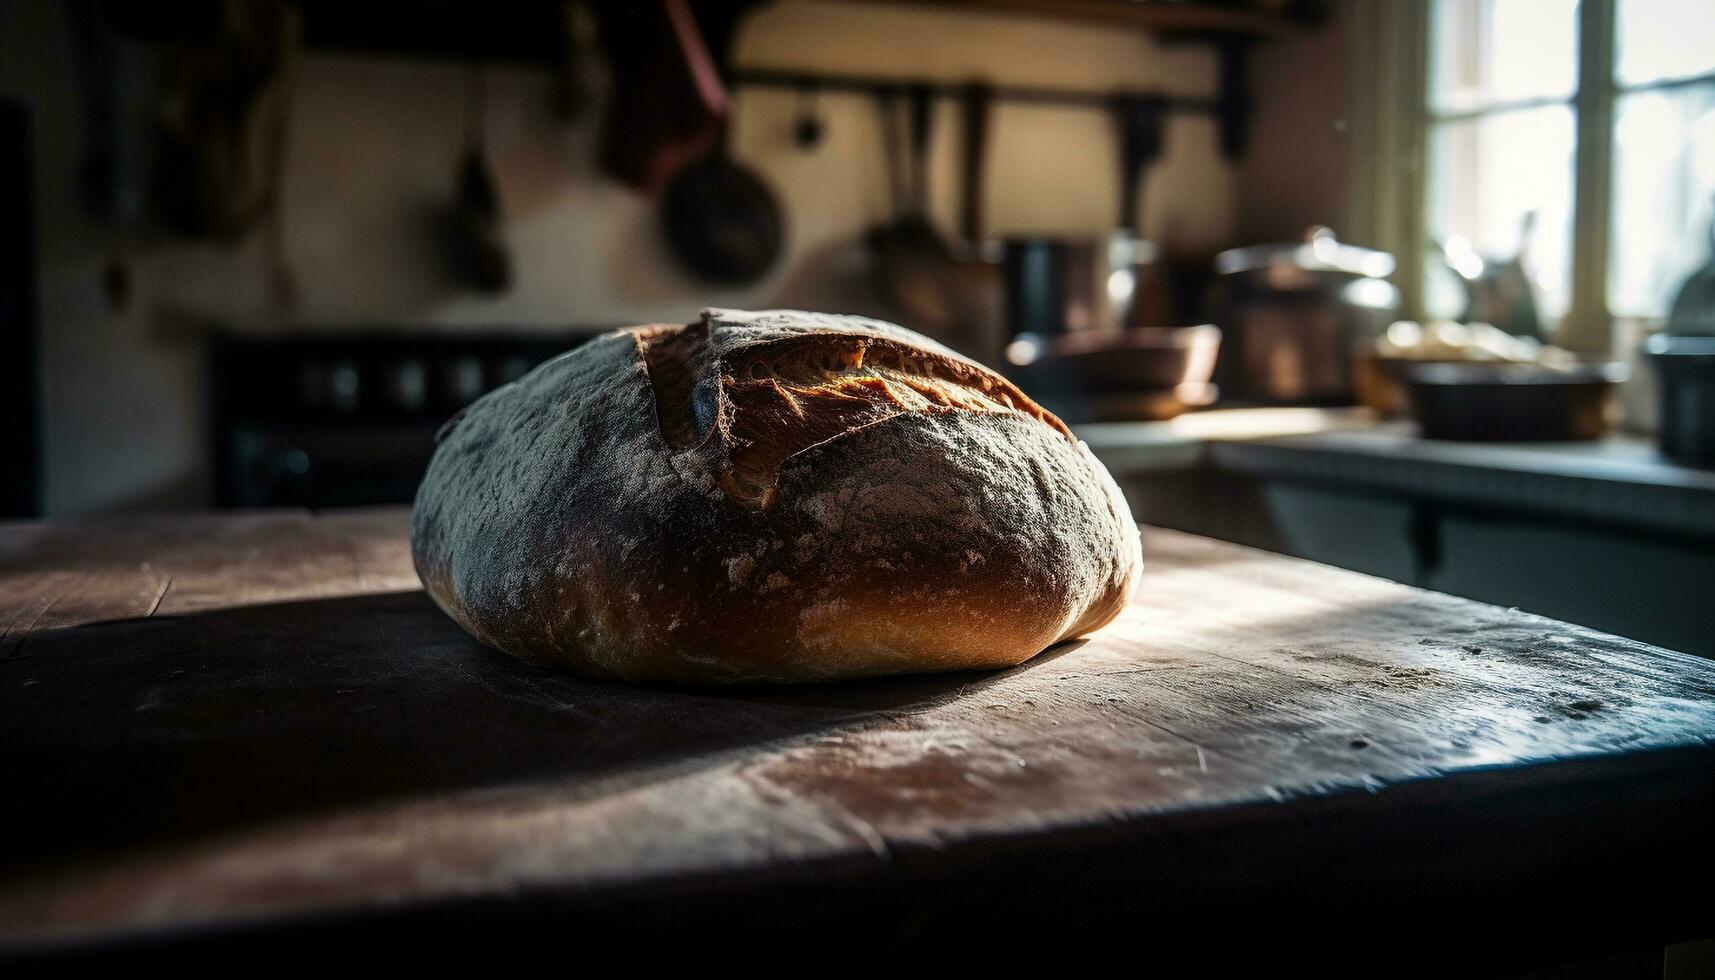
[793,79,825,151]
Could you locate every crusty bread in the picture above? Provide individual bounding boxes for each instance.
[411,308,1141,684]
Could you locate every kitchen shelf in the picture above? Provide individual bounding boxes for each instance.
[114,1,1306,160]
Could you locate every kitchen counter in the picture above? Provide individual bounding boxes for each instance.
[1078,412,1715,539]
[1079,412,1715,658]
[1073,406,1376,473]
[1208,424,1715,539]
[2,508,1713,963]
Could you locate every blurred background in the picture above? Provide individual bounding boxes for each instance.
[3,0,1714,652]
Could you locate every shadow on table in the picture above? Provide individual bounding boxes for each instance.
[0,590,1066,874]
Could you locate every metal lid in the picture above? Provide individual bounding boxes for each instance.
[1215,226,1396,280]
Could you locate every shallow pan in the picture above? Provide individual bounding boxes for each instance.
[1403,362,1626,442]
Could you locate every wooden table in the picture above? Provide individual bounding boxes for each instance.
[2,507,1712,965]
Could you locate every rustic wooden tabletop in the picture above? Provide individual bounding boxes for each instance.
[1,507,1711,963]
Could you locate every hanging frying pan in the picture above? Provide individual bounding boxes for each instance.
[661,124,784,285]
[655,1,782,284]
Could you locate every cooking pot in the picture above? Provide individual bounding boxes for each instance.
[1214,227,1398,405]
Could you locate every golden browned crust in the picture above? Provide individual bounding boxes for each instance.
[412,309,1141,684]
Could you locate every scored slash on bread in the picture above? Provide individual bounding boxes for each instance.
[638,310,1071,510]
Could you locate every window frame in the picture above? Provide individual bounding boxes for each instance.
[1566,0,1614,353]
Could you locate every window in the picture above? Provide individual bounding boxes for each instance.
[1418,0,1715,345]
[1425,1,1579,327]
[1609,0,1715,318]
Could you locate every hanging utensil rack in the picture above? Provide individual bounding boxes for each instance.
[730,46,1254,159]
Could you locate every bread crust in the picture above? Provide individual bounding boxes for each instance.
[412,309,1141,683]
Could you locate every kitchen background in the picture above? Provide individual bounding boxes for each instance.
[1,0,1344,513]
[3,0,1714,653]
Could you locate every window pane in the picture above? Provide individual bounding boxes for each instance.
[1426,106,1577,323]
[1609,84,1715,317]
[1616,0,1715,88]
[1430,0,1579,114]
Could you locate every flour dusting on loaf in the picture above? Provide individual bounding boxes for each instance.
[412,308,1141,684]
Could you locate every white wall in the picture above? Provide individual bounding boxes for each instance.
[2,0,1237,514]
[1235,2,1356,244]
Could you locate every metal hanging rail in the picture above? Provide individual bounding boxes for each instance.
[729,67,1219,114]
[729,50,1253,159]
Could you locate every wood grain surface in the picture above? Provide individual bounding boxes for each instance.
[1,507,1711,962]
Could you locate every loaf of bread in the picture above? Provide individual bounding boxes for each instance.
[412,309,1140,683]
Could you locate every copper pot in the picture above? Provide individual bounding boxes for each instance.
[1214,227,1398,405]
